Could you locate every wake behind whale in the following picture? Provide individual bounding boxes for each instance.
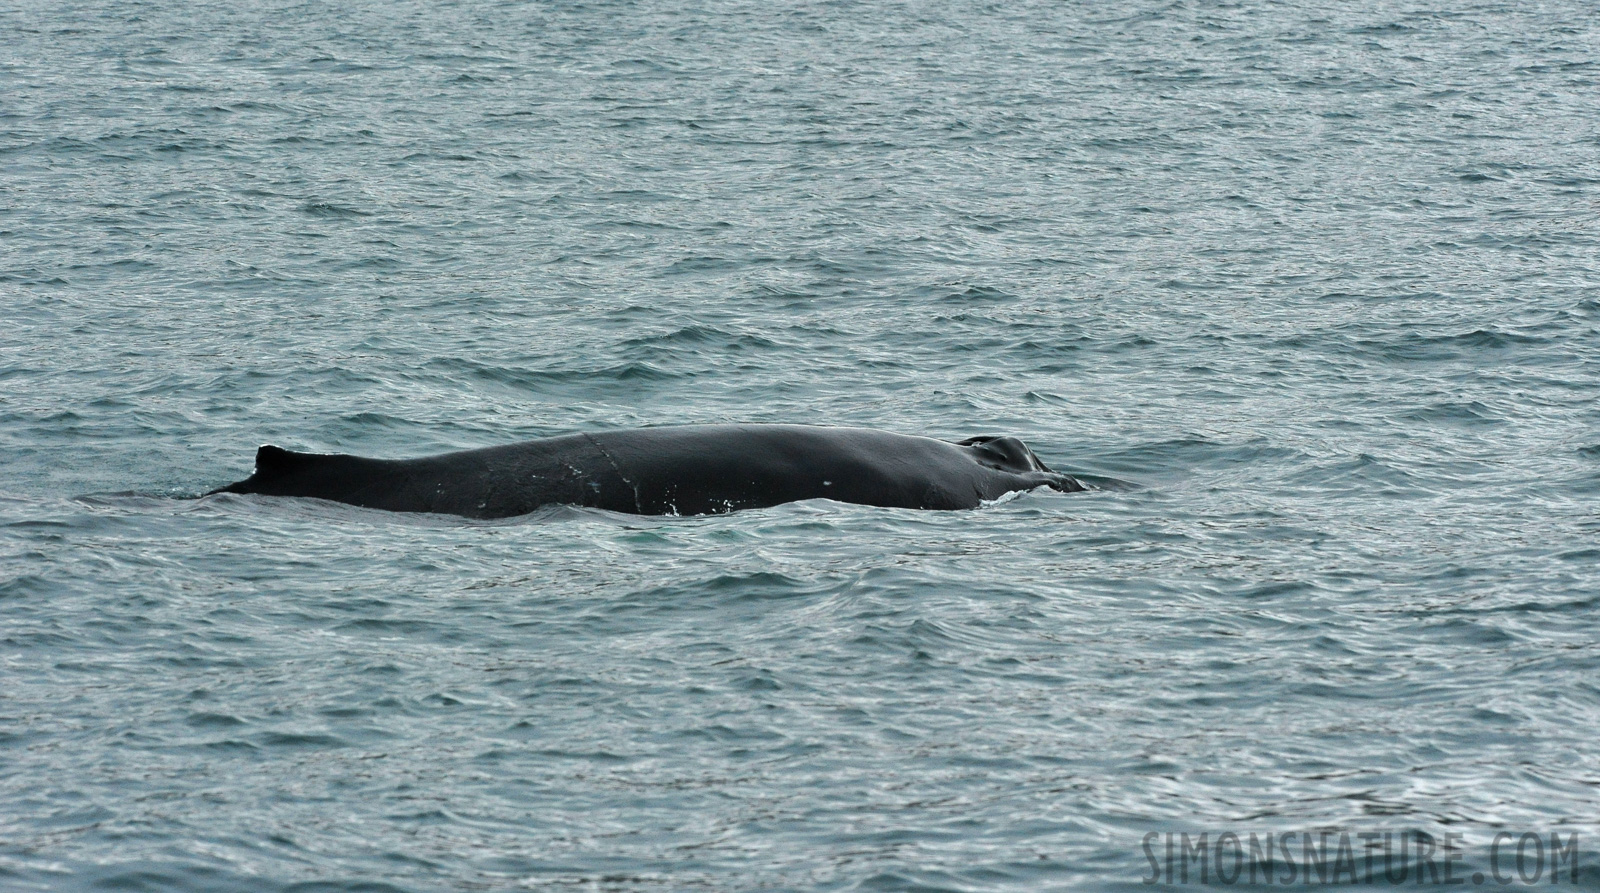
[209,424,1086,518]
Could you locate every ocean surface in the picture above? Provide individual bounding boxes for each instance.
[3,0,1599,890]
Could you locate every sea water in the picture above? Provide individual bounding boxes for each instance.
[3,0,1599,889]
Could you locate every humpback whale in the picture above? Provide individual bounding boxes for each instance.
[209,424,1084,518]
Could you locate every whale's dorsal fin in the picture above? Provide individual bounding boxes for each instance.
[207,445,320,496]
[255,444,301,475]
[209,445,367,498]
[250,444,344,483]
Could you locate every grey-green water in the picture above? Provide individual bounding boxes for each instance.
[3,1,1599,889]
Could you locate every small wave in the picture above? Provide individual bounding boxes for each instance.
[256,731,348,748]
[1352,327,1550,363]
[1395,400,1505,426]
[1093,435,1298,477]
[421,357,683,391]
[299,201,372,218]
[1282,453,1432,497]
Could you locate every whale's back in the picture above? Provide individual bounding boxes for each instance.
[208,426,1085,518]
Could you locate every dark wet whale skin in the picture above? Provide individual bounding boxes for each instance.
[210,424,1085,518]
